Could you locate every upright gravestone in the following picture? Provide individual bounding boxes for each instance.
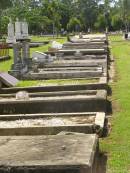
[10,42,29,78]
[15,18,22,40]
[21,19,29,39]
[6,18,16,43]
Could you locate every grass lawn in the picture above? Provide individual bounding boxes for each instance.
[17,78,98,87]
[101,35,130,173]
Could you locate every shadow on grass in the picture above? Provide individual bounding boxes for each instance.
[96,152,108,173]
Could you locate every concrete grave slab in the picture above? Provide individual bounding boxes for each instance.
[74,34,107,42]
[63,42,106,47]
[54,54,108,60]
[62,42,108,50]
[38,66,103,71]
[37,61,107,75]
[42,59,107,75]
[27,69,104,80]
[0,112,105,136]
[45,48,107,55]
[62,46,107,50]
[0,77,108,94]
[0,90,107,114]
[0,134,99,173]
[0,89,103,98]
[45,59,107,67]
[75,34,106,39]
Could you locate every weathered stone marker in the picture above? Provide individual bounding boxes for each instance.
[6,18,16,43]
[9,41,30,77]
[15,18,29,40]
[27,69,103,80]
[8,18,30,78]
[21,18,29,38]
[0,72,19,87]
[15,18,22,40]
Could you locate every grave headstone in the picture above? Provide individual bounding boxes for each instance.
[6,18,16,43]
[10,42,30,77]
[13,42,22,66]
[9,19,30,78]
[21,19,29,38]
[0,72,19,87]
[15,18,22,40]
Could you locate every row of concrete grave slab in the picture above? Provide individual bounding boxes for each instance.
[25,45,108,80]
[0,34,110,173]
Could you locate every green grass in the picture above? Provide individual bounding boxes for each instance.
[31,35,67,43]
[30,36,67,55]
[17,78,98,87]
[101,35,130,173]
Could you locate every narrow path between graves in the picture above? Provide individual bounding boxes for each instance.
[101,35,130,173]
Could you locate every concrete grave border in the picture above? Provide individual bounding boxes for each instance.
[0,112,105,136]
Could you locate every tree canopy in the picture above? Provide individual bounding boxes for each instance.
[0,0,130,35]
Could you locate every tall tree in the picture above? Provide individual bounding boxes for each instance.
[0,0,12,37]
[78,0,99,31]
[119,0,130,31]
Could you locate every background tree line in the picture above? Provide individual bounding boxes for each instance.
[0,0,130,35]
